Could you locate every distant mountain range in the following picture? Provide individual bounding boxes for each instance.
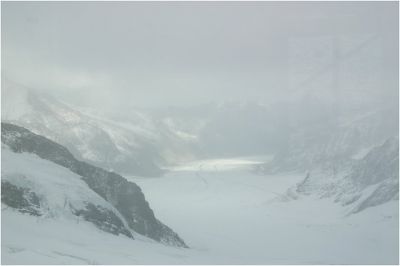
[2,80,198,177]
[2,78,398,214]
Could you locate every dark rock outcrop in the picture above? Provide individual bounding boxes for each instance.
[1,122,187,247]
[72,203,133,238]
[1,180,41,216]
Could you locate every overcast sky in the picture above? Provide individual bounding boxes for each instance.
[2,2,398,109]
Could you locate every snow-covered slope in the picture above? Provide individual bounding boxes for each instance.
[2,207,198,265]
[340,136,399,213]
[289,136,399,214]
[2,147,134,238]
[3,155,397,264]
[130,157,398,264]
[1,80,197,176]
[1,122,187,247]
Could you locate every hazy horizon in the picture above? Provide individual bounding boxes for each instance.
[2,1,398,110]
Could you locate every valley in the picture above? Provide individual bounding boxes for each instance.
[3,156,397,264]
[2,2,398,265]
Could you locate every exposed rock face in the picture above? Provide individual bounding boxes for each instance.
[1,181,41,216]
[292,137,399,214]
[2,162,136,240]
[349,137,399,188]
[345,137,399,213]
[71,203,133,238]
[350,178,398,213]
[1,122,187,247]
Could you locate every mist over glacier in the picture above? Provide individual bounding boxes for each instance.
[1,1,399,265]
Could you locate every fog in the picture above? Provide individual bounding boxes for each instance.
[1,2,399,265]
[2,1,398,109]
